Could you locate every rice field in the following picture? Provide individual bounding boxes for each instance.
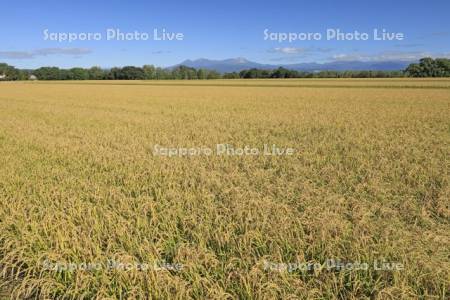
[0,79,449,299]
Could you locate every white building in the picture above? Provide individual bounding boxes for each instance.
[0,74,6,80]
[29,75,37,80]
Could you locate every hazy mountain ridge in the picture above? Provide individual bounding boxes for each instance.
[171,58,412,72]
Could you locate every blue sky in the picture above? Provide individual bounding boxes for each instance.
[1,0,449,68]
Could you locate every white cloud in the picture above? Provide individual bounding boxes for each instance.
[0,48,92,59]
[273,47,307,54]
[270,47,332,55]
[394,43,424,48]
[331,51,450,62]
[152,50,171,54]
[0,51,34,59]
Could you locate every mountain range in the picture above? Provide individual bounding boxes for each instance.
[171,58,412,73]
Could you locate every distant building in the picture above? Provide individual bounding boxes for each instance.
[29,75,38,81]
[0,74,6,80]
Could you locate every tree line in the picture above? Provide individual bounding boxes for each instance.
[1,58,449,81]
[404,58,450,77]
[0,63,29,80]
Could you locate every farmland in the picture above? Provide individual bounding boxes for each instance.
[0,79,449,299]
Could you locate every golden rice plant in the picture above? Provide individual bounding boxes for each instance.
[0,80,449,299]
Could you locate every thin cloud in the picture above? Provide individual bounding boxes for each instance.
[0,48,92,59]
[268,47,332,63]
[34,48,92,56]
[0,51,34,59]
[394,43,425,48]
[331,51,450,62]
[418,31,450,40]
[269,56,309,62]
[152,50,171,54]
[430,31,450,37]
[270,47,332,55]
[272,47,308,54]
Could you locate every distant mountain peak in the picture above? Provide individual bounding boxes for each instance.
[181,57,251,64]
[171,57,412,72]
[224,57,251,64]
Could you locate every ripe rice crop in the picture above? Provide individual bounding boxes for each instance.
[0,80,449,299]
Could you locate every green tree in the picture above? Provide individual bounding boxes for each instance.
[405,58,450,77]
[206,70,220,79]
[142,65,156,80]
[33,67,61,80]
[223,72,239,79]
[69,68,89,80]
[88,67,105,80]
